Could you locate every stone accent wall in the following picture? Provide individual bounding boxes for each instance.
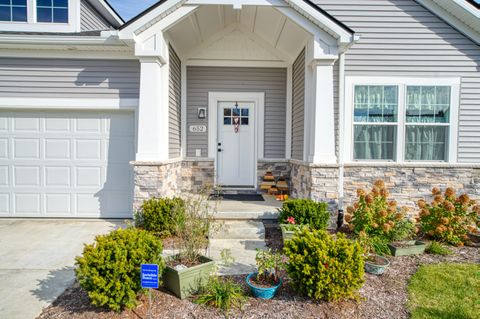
[343,165,480,209]
[132,161,182,210]
[290,161,339,204]
[181,159,215,193]
[257,160,291,191]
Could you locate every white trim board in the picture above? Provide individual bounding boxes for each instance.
[208,91,264,187]
[0,97,139,110]
[344,76,460,164]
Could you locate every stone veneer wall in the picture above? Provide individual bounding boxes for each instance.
[132,160,183,210]
[181,159,215,193]
[257,160,291,190]
[343,165,480,209]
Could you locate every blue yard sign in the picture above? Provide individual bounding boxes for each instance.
[141,264,159,289]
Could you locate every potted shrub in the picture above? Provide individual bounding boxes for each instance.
[417,187,480,246]
[246,248,283,299]
[283,228,364,301]
[162,194,218,299]
[388,240,427,256]
[278,199,330,243]
[358,232,390,275]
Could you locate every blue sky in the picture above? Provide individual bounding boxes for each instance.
[108,0,480,22]
[108,0,158,21]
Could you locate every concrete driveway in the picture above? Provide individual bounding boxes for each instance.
[0,219,124,319]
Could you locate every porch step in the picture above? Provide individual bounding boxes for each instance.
[207,220,267,275]
[213,211,279,220]
[210,221,265,240]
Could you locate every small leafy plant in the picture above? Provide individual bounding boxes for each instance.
[284,228,364,301]
[135,197,185,238]
[254,248,283,286]
[278,199,330,230]
[417,187,480,246]
[75,228,165,312]
[194,277,246,316]
[345,180,415,254]
[425,241,452,255]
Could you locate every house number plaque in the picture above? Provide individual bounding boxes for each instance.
[189,125,207,133]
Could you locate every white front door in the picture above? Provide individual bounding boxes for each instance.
[217,101,255,187]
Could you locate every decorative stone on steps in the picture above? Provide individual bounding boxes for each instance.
[208,220,266,275]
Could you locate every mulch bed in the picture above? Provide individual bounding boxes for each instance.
[38,224,479,319]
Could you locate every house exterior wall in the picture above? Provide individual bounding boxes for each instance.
[169,45,182,159]
[291,49,305,160]
[186,66,287,158]
[80,0,112,31]
[0,58,140,99]
[316,0,480,163]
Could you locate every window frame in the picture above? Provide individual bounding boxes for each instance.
[344,77,460,164]
[0,0,28,22]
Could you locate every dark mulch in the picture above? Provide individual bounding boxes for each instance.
[37,224,479,319]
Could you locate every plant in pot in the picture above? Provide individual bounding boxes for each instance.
[345,180,419,273]
[278,199,330,243]
[246,248,283,299]
[162,193,219,299]
[387,218,426,256]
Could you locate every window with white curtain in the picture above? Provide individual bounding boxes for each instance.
[345,77,459,163]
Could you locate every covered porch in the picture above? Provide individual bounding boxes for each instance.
[115,0,356,209]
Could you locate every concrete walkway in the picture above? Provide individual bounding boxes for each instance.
[0,219,123,319]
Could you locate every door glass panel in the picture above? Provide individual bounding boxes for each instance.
[223,117,231,125]
[223,108,231,116]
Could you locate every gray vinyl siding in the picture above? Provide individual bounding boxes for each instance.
[0,58,140,99]
[187,66,287,158]
[315,0,480,163]
[80,0,111,31]
[169,45,181,159]
[291,49,305,160]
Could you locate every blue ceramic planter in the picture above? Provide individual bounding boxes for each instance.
[246,273,282,299]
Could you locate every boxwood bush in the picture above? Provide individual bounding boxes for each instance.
[75,228,165,312]
[278,199,330,230]
[283,228,364,301]
[135,197,185,237]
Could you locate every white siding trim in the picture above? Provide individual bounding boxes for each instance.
[0,97,138,109]
[285,64,292,159]
[185,59,288,68]
[344,76,461,164]
[180,62,187,157]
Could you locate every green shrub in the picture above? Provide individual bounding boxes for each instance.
[425,241,452,256]
[418,187,479,246]
[135,197,185,237]
[283,228,364,301]
[75,228,165,312]
[278,199,330,230]
[194,277,246,316]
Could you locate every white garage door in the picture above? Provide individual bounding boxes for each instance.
[0,110,135,218]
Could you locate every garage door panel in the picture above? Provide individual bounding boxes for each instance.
[0,110,134,218]
[0,193,8,214]
[45,118,70,132]
[75,139,102,160]
[0,139,7,158]
[76,167,102,187]
[45,167,71,187]
[45,194,71,215]
[45,139,71,160]
[15,193,41,214]
[14,139,40,159]
[14,166,40,186]
[14,117,40,132]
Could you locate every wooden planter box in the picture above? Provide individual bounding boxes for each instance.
[280,224,299,243]
[388,241,427,256]
[163,255,215,299]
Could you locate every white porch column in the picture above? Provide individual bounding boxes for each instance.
[136,57,169,161]
[307,59,337,164]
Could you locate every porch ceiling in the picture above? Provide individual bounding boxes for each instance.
[165,5,312,62]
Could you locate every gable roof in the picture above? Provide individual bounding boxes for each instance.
[88,0,124,27]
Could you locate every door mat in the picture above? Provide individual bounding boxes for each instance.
[209,194,265,202]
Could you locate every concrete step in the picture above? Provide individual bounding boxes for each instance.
[210,221,265,240]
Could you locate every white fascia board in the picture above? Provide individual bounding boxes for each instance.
[118,0,187,39]
[0,97,139,110]
[282,0,354,44]
[186,0,286,5]
[88,0,125,27]
[417,0,480,45]
[0,34,125,46]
